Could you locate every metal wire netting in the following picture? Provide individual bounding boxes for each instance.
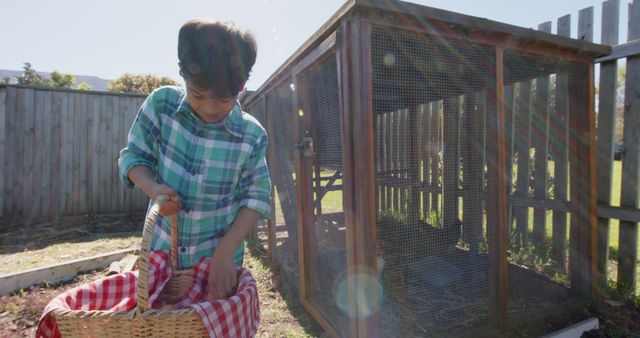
[504,51,591,325]
[301,54,349,335]
[372,26,495,336]
[265,77,300,292]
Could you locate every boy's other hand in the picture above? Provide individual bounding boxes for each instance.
[206,251,238,301]
[146,183,181,216]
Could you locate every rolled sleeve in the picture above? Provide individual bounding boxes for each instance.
[238,133,272,219]
[117,92,162,189]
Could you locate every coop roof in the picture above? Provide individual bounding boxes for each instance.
[244,0,611,106]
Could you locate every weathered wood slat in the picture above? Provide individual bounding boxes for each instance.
[61,92,73,215]
[532,22,552,244]
[430,101,440,213]
[50,92,63,217]
[4,87,16,217]
[0,88,5,218]
[462,93,483,252]
[421,103,430,216]
[596,0,620,278]
[513,81,531,239]
[617,0,640,290]
[504,85,515,227]
[384,112,392,210]
[21,88,35,219]
[409,105,420,221]
[41,90,53,217]
[393,110,400,211]
[442,96,460,240]
[84,93,95,213]
[550,13,571,271]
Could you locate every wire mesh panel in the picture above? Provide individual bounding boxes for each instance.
[246,99,270,250]
[371,26,496,336]
[503,49,588,325]
[298,54,349,335]
[264,78,299,291]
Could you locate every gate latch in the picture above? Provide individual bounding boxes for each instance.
[295,137,315,157]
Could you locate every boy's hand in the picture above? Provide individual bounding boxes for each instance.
[206,248,238,301]
[145,183,181,216]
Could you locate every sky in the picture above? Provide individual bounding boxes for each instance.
[0,0,630,90]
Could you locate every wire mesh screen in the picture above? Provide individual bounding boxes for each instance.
[372,26,495,335]
[264,78,300,291]
[246,99,270,250]
[503,49,586,324]
[299,54,349,335]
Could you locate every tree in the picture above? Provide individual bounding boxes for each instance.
[107,73,178,94]
[77,82,92,90]
[50,71,75,88]
[16,62,50,86]
[1,77,10,84]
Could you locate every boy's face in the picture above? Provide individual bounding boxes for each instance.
[186,84,237,123]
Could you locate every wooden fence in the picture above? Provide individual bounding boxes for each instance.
[0,85,149,222]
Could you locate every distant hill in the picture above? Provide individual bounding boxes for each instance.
[0,69,111,91]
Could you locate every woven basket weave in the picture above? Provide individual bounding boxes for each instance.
[50,196,208,337]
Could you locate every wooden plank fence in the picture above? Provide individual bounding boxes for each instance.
[0,85,149,222]
[539,0,640,291]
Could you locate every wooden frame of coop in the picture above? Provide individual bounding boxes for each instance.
[242,0,611,336]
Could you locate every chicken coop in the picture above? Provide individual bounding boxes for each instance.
[242,0,610,336]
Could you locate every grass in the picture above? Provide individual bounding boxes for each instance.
[0,237,139,275]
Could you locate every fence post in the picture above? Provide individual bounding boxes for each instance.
[618,0,640,291]
[596,0,620,281]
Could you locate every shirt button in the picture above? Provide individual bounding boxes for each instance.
[180,247,186,253]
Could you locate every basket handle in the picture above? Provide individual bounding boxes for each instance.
[136,194,179,314]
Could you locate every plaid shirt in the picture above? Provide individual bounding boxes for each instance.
[118,86,271,268]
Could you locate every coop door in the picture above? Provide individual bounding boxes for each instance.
[294,50,350,335]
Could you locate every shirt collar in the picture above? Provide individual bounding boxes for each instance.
[174,89,244,138]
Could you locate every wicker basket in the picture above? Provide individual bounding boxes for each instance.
[50,196,208,337]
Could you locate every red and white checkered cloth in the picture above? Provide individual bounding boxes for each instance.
[36,251,260,338]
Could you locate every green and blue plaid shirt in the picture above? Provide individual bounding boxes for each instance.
[118,86,271,268]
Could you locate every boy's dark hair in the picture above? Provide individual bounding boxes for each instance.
[178,19,257,99]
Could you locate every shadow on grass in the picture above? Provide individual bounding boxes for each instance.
[246,241,324,337]
[0,213,146,255]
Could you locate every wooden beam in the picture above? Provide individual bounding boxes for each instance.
[338,17,360,338]
[0,248,135,296]
[510,195,570,213]
[568,64,598,298]
[487,47,509,331]
[598,205,640,223]
[355,0,610,56]
[596,39,640,63]
[293,71,316,313]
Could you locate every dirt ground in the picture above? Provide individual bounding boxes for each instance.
[0,214,323,337]
[0,248,322,337]
[1,214,638,337]
[0,213,145,273]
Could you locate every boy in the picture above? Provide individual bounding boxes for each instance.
[118,19,271,301]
